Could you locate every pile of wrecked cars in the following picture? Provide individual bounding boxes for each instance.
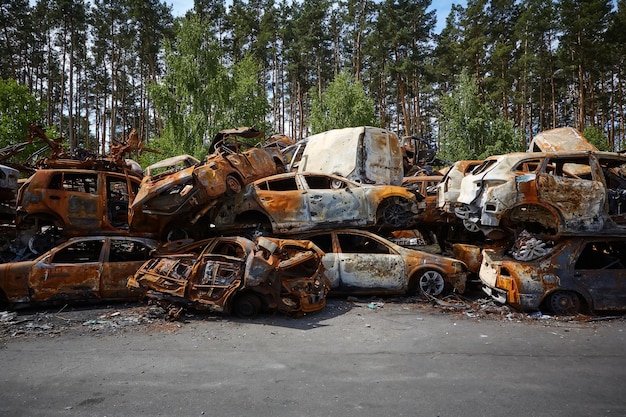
[442,127,626,315]
[1,124,624,319]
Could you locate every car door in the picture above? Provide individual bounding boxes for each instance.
[325,232,407,294]
[301,174,366,227]
[254,175,309,228]
[100,238,154,299]
[185,255,244,307]
[572,240,626,310]
[105,174,133,229]
[535,156,606,231]
[186,240,265,308]
[45,172,102,230]
[28,238,105,302]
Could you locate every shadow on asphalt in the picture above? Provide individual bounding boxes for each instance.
[180,298,355,331]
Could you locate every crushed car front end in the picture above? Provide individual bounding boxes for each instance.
[479,248,558,311]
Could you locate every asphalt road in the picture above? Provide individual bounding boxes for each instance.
[1,298,625,417]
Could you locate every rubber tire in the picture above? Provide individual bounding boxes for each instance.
[226,175,243,195]
[548,290,581,315]
[234,293,262,318]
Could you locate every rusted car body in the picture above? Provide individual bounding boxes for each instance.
[454,151,626,237]
[401,136,439,175]
[402,175,444,226]
[297,126,404,186]
[480,237,626,315]
[16,167,142,251]
[0,164,19,200]
[0,164,19,222]
[281,138,307,172]
[212,172,424,235]
[128,236,329,317]
[0,236,157,308]
[528,127,597,152]
[298,229,467,296]
[130,128,286,240]
[436,159,483,214]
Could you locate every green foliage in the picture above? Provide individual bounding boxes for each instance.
[147,15,270,162]
[0,78,43,147]
[438,71,523,161]
[226,54,270,132]
[309,71,377,134]
[583,126,610,151]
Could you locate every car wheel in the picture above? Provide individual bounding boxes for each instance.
[462,218,480,233]
[454,205,473,219]
[547,290,581,315]
[226,174,242,195]
[234,293,262,318]
[166,228,190,242]
[28,225,62,255]
[512,235,550,261]
[418,270,445,296]
[380,199,410,228]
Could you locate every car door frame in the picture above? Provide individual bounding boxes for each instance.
[28,238,106,302]
[300,174,367,227]
[320,231,407,294]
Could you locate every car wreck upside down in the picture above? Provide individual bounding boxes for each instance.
[128,236,330,318]
[129,128,286,240]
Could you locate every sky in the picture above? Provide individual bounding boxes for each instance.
[166,1,466,34]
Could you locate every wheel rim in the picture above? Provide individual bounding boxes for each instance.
[454,205,473,219]
[462,218,480,233]
[549,291,580,315]
[226,175,242,194]
[419,270,445,296]
[382,202,408,227]
[513,237,549,261]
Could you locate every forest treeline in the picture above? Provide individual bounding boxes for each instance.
[1,0,625,160]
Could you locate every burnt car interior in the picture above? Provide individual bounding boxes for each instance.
[257,176,297,191]
[52,240,103,263]
[109,240,153,262]
[575,241,626,270]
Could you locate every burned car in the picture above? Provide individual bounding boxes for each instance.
[454,151,626,237]
[0,164,19,222]
[298,229,467,296]
[480,237,626,315]
[528,127,597,152]
[130,128,286,240]
[212,172,424,235]
[298,126,404,186]
[436,159,483,214]
[402,175,443,226]
[16,166,142,252]
[128,236,329,318]
[401,136,440,176]
[0,236,157,308]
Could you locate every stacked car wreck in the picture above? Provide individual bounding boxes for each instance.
[124,125,469,316]
[1,123,624,318]
[444,127,626,315]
